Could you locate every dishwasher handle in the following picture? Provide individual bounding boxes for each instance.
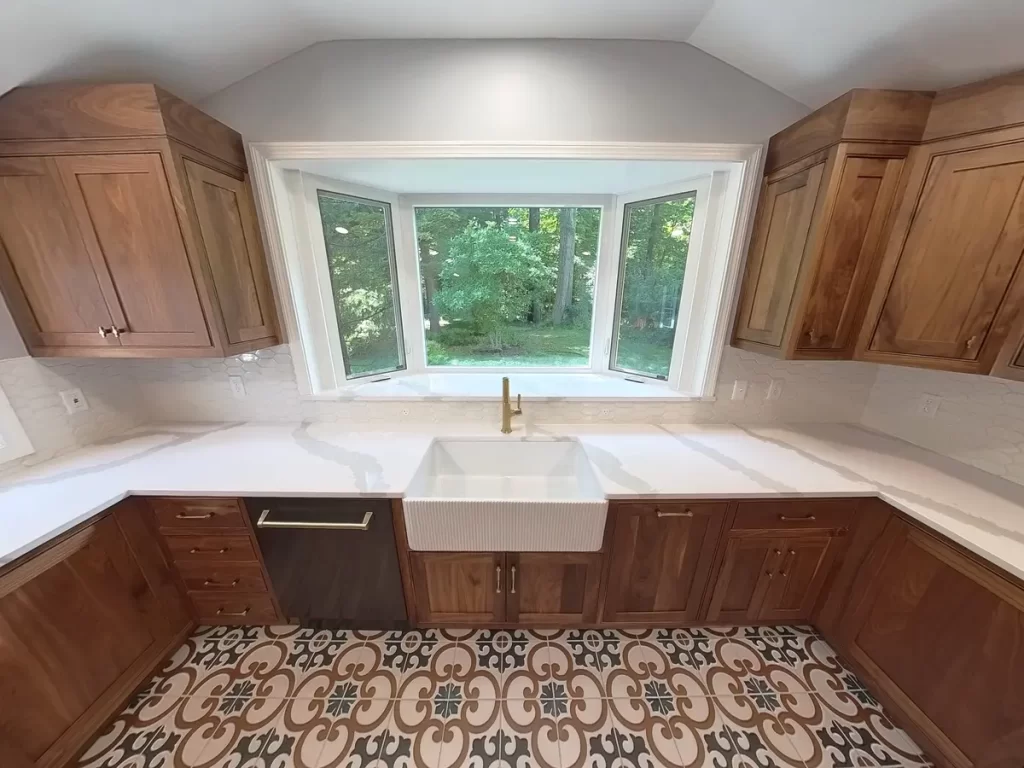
[256,508,374,531]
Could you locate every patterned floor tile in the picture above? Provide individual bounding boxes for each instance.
[502,634,554,699]
[556,698,617,768]
[547,635,607,699]
[609,695,733,768]
[78,697,203,768]
[185,696,288,768]
[501,697,564,768]
[606,631,722,701]
[299,641,404,700]
[280,696,394,768]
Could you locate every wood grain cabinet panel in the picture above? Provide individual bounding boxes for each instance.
[0,500,191,768]
[840,518,1024,768]
[410,552,505,625]
[860,140,1024,373]
[705,534,781,623]
[507,552,602,625]
[602,501,727,623]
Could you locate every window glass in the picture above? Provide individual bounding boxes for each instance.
[414,207,600,367]
[611,193,696,379]
[316,191,405,378]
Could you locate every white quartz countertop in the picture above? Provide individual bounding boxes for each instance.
[2,421,1023,581]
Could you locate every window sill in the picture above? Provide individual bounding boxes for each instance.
[310,372,713,402]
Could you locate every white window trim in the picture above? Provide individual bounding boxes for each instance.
[248,141,764,400]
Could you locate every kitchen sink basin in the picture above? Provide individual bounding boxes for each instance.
[403,438,607,551]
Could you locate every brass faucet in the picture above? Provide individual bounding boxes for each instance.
[501,376,522,434]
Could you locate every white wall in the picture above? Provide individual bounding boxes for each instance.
[201,39,808,144]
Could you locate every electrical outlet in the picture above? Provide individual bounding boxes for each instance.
[228,375,247,399]
[731,380,748,401]
[767,378,784,401]
[59,388,89,414]
[918,394,941,418]
[600,407,614,418]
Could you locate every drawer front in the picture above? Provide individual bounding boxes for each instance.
[190,593,279,624]
[611,500,731,519]
[150,498,248,531]
[177,561,268,594]
[163,534,257,563]
[733,499,856,531]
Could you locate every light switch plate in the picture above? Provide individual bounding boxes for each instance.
[918,394,942,418]
[767,378,784,401]
[59,388,89,414]
[228,375,247,399]
[731,380,748,400]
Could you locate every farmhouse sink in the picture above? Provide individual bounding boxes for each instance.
[403,438,607,551]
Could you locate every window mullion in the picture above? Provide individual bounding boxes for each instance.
[590,198,621,374]
[394,196,426,374]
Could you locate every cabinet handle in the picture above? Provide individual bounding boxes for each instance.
[808,328,820,344]
[765,548,782,578]
[177,512,214,520]
[110,326,126,338]
[204,578,241,588]
[496,565,502,594]
[190,547,229,555]
[779,549,797,577]
[510,565,517,595]
[656,507,694,518]
[778,514,816,522]
[98,326,112,338]
[966,335,978,349]
[216,606,251,617]
[257,509,372,530]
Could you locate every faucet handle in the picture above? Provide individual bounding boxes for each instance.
[516,393,522,412]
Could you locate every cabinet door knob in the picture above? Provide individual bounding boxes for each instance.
[966,334,978,350]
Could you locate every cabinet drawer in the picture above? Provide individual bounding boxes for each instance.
[177,561,268,593]
[163,534,257,563]
[190,593,279,624]
[733,499,856,531]
[150,498,248,531]
[611,500,730,519]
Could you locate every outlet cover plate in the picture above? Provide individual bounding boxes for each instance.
[59,388,89,414]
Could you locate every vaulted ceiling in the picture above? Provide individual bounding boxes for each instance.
[2,0,1023,109]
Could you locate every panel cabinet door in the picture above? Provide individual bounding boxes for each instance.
[0,507,190,768]
[757,534,840,622]
[56,153,212,349]
[734,160,826,347]
[0,156,119,350]
[410,552,505,625]
[841,519,1024,768]
[182,159,277,346]
[705,534,780,623]
[507,553,602,626]
[866,141,1024,370]
[603,502,727,623]
[795,151,905,357]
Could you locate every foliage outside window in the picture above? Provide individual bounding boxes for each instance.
[611,193,696,379]
[316,191,405,378]
[414,207,600,367]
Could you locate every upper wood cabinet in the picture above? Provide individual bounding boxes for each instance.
[0,83,278,358]
[733,90,929,360]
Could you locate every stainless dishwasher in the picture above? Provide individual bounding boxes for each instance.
[246,498,408,628]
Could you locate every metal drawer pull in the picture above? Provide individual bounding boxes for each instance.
[98,326,111,338]
[496,565,502,594]
[216,606,251,617]
[779,549,797,577]
[110,326,126,338]
[190,547,229,554]
[778,514,816,522]
[204,578,241,588]
[510,565,517,595]
[257,509,373,530]
[656,508,694,518]
[177,512,214,520]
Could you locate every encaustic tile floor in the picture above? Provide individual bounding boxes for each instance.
[79,625,933,768]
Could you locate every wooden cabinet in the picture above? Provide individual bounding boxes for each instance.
[0,83,278,358]
[0,499,191,768]
[602,501,726,623]
[858,138,1024,373]
[733,90,928,360]
[410,551,603,626]
[838,517,1024,768]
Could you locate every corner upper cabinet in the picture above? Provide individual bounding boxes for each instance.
[0,83,278,358]
[733,90,930,359]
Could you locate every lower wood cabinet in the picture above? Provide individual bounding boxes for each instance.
[837,517,1024,768]
[409,551,602,626]
[0,499,192,768]
[602,501,727,623]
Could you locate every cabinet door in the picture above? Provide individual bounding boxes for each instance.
[56,153,211,349]
[705,534,780,623]
[0,505,190,768]
[410,552,505,625]
[603,502,727,623]
[507,553,602,626]
[757,534,840,622]
[0,156,118,350]
[734,159,825,347]
[796,151,904,356]
[183,160,277,346]
[841,519,1024,768]
[866,141,1024,370]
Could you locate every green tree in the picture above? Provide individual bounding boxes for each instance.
[433,223,551,350]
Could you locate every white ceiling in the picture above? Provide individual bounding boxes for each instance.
[2,0,1023,108]
[288,159,734,195]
